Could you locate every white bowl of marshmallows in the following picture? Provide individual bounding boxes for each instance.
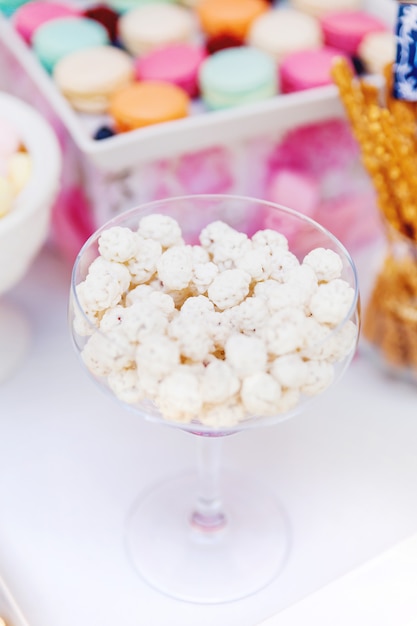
[0,90,61,294]
[0,91,61,383]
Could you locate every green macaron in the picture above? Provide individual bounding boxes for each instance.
[198,46,278,110]
[32,16,110,73]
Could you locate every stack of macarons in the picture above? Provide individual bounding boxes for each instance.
[4,0,394,136]
[0,116,32,218]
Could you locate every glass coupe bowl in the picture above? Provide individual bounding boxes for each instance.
[69,194,360,603]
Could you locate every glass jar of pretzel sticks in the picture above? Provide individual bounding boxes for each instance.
[362,225,417,382]
[331,51,417,383]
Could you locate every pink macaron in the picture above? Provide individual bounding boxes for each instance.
[13,0,80,43]
[279,46,352,93]
[134,43,207,98]
[319,10,388,56]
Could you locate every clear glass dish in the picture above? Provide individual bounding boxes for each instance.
[69,194,360,603]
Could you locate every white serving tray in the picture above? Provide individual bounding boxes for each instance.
[0,0,396,172]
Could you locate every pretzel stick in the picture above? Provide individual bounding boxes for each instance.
[331,57,405,232]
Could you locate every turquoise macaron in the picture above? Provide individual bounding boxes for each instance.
[32,16,110,73]
[198,46,277,110]
[0,0,28,17]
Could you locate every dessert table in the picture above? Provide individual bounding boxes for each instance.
[1,237,417,626]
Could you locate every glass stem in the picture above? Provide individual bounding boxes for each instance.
[190,435,227,533]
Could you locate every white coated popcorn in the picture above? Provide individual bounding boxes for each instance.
[126,236,162,285]
[108,368,144,404]
[180,295,215,318]
[199,220,252,269]
[270,354,308,389]
[301,360,334,395]
[200,396,246,428]
[225,333,268,378]
[303,247,343,282]
[208,268,251,309]
[99,305,127,332]
[309,279,355,325]
[210,309,239,346]
[264,307,308,356]
[87,256,131,293]
[120,301,169,342]
[252,228,289,252]
[190,244,210,264]
[138,214,184,248]
[125,285,175,318]
[77,274,124,313]
[269,248,300,282]
[157,245,193,290]
[156,368,203,421]
[124,284,153,305]
[191,261,219,294]
[302,316,333,360]
[168,316,214,361]
[82,329,135,376]
[75,215,358,428]
[200,360,240,404]
[241,372,282,416]
[275,387,300,413]
[136,335,180,378]
[235,244,273,281]
[98,226,140,262]
[286,264,318,300]
[73,307,97,336]
[323,320,358,362]
[233,296,269,335]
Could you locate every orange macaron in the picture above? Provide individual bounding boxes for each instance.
[108,81,190,131]
[196,0,269,40]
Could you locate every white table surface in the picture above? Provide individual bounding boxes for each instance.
[1,238,417,626]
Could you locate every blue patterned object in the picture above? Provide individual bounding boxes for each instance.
[394,3,417,100]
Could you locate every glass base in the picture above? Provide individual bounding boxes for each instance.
[125,470,291,604]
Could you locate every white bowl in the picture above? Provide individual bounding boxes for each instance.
[0,91,61,294]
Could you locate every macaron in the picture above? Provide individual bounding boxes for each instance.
[248,9,322,63]
[0,0,28,18]
[107,0,177,12]
[289,0,361,18]
[357,30,396,75]
[118,3,195,57]
[198,45,277,110]
[205,33,244,55]
[53,45,134,113]
[12,0,80,44]
[134,43,206,97]
[279,46,352,93]
[196,0,269,40]
[82,4,120,42]
[319,10,388,56]
[108,81,190,131]
[32,16,110,73]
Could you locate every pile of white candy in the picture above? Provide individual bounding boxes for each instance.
[74,214,358,427]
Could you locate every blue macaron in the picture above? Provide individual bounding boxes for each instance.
[32,16,110,73]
